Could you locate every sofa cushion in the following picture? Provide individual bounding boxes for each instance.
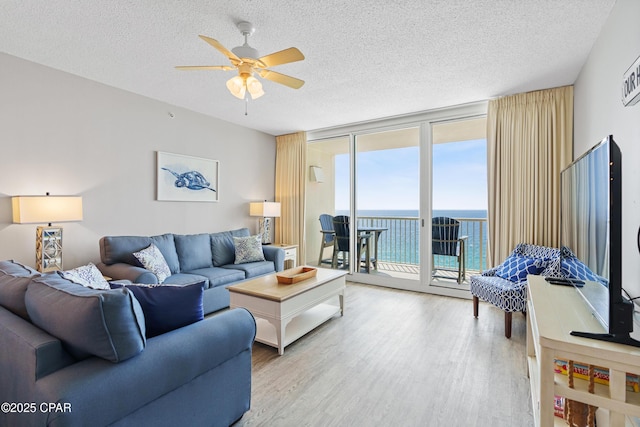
[211,228,251,267]
[110,281,205,337]
[60,262,110,290]
[234,235,266,264]
[25,274,146,363]
[175,234,213,271]
[223,261,275,278]
[496,254,547,284]
[150,234,180,274]
[185,267,245,288]
[210,232,235,267]
[133,244,171,283]
[0,260,38,320]
[162,272,210,288]
[100,234,180,274]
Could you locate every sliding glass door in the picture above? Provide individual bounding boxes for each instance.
[425,118,488,296]
[306,102,488,294]
[353,128,420,285]
[305,126,421,287]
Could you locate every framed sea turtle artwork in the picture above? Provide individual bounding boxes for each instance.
[156,151,219,202]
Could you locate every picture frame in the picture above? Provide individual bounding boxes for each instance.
[157,151,219,202]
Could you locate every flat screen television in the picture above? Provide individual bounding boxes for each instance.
[560,135,640,347]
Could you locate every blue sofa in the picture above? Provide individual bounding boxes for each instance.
[97,228,285,314]
[0,260,256,427]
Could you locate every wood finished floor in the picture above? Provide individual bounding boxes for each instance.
[234,282,533,427]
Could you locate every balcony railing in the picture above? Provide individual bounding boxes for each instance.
[356,216,488,274]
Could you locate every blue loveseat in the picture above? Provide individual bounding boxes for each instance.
[0,259,256,427]
[97,228,285,314]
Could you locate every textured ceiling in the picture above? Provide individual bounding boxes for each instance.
[1,0,616,136]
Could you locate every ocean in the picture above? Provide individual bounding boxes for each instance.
[334,209,488,271]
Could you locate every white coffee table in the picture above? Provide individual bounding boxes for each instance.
[228,267,347,355]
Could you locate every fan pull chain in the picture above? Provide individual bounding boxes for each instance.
[245,96,248,116]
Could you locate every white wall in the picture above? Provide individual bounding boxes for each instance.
[0,53,276,269]
[573,0,640,297]
[305,145,336,264]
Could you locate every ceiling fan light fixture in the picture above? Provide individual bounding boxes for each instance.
[246,76,264,99]
[178,21,304,106]
[226,76,246,99]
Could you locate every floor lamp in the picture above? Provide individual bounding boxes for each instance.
[249,201,281,245]
[12,194,83,272]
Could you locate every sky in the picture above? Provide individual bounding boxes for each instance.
[335,138,487,211]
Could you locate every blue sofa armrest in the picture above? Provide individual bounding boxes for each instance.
[0,307,78,427]
[96,262,159,284]
[263,245,285,272]
[33,308,256,427]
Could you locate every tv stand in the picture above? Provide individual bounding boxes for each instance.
[570,331,640,348]
[527,275,640,426]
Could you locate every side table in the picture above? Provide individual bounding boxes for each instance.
[273,244,298,269]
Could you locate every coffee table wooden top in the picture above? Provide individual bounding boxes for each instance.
[228,267,346,302]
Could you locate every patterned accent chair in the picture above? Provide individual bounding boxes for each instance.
[470,243,561,338]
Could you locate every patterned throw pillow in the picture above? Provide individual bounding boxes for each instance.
[133,244,171,283]
[60,262,110,290]
[233,235,266,264]
[560,248,606,285]
[496,254,547,284]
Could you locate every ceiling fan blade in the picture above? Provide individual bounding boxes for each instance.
[175,65,235,71]
[198,35,241,62]
[258,47,305,68]
[257,69,305,89]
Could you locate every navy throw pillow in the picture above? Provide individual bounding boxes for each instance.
[496,254,547,283]
[111,281,205,337]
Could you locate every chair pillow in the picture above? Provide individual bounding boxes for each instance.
[110,281,205,337]
[133,243,171,283]
[496,254,547,284]
[26,274,146,363]
[60,262,110,290]
[234,235,266,264]
[560,247,606,285]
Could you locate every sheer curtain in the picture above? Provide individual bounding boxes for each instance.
[486,85,573,267]
[274,131,307,265]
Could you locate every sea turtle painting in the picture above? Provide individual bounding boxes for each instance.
[162,167,216,192]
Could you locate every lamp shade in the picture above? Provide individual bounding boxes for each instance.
[249,201,281,218]
[246,76,264,99]
[226,76,246,99]
[12,196,83,224]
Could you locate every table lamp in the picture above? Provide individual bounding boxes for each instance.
[12,193,83,272]
[249,201,281,245]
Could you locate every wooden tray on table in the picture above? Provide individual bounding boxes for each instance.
[276,267,318,285]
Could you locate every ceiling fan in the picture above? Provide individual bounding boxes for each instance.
[176,21,305,100]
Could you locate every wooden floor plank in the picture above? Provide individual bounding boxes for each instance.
[234,282,533,427]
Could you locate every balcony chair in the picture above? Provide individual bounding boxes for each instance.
[318,214,337,266]
[470,243,560,338]
[432,217,467,283]
[332,215,372,273]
